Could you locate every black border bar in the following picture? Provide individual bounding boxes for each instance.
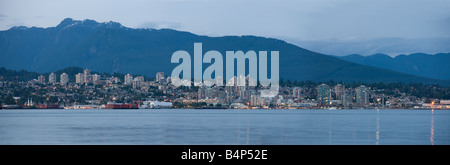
[0,145,447,163]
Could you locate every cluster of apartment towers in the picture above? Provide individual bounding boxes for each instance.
[314,84,370,106]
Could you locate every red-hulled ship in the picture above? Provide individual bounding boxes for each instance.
[103,102,139,109]
[35,104,64,109]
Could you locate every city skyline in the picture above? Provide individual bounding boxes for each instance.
[2,67,449,110]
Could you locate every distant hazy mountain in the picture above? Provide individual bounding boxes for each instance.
[0,18,448,85]
[284,37,450,57]
[339,53,450,80]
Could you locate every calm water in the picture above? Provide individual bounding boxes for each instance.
[0,109,449,145]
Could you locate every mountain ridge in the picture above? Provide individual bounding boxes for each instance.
[339,53,450,80]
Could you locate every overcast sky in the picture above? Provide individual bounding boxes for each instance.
[1,0,449,56]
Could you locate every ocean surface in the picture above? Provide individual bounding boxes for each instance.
[0,109,448,145]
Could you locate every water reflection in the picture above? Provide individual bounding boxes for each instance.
[430,109,434,145]
[376,109,380,145]
[237,124,240,144]
[236,119,250,145]
[246,122,250,145]
[329,117,333,145]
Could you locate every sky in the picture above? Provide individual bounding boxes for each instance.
[1,0,449,56]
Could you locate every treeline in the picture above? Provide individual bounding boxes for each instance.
[0,67,40,81]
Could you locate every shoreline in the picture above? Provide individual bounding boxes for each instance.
[1,108,448,110]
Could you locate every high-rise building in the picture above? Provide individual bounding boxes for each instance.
[133,76,145,89]
[60,73,69,85]
[335,84,344,101]
[108,76,121,84]
[356,85,369,105]
[156,72,165,83]
[225,88,233,104]
[83,69,92,84]
[317,84,331,106]
[38,75,45,84]
[342,92,353,106]
[124,74,133,85]
[250,94,260,106]
[166,76,171,84]
[239,86,247,100]
[76,73,84,84]
[48,73,56,84]
[93,74,101,83]
[198,85,206,100]
[83,69,91,77]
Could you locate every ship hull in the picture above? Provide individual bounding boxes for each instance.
[103,104,139,109]
[35,104,63,109]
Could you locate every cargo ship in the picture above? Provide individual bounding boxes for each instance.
[35,104,64,109]
[21,105,36,109]
[102,102,139,109]
[1,105,21,109]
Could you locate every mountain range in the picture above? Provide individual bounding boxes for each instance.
[338,53,450,80]
[0,18,449,85]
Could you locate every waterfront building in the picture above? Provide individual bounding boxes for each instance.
[140,101,173,109]
[317,84,331,106]
[335,84,344,101]
[250,94,259,106]
[356,85,370,105]
[342,93,353,106]
[441,100,450,105]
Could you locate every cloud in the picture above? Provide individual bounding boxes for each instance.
[0,13,6,21]
[138,21,182,30]
[0,13,26,30]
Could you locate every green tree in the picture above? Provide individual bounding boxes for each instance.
[4,96,16,105]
